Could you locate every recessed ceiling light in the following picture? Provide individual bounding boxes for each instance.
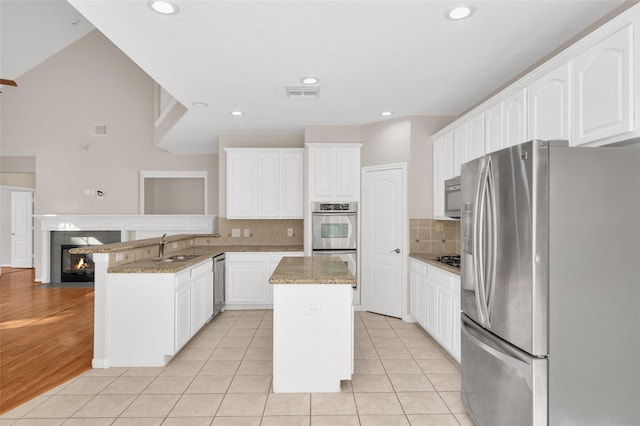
[192,102,208,108]
[380,111,393,116]
[301,77,319,85]
[446,5,475,20]
[148,1,179,15]
[231,111,244,116]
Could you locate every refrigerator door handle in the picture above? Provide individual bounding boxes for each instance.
[472,159,487,326]
[476,160,491,327]
[485,158,498,326]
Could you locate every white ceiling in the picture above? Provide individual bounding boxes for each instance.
[1,0,631,153]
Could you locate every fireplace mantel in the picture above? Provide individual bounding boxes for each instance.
[35,214,217,283]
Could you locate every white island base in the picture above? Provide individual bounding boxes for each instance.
[272,283,353,393]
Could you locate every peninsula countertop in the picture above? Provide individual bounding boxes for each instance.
[269,256,355,285]
[108,245,304,273]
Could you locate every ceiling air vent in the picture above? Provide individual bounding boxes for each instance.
[93,124,107,136]
[285,85,319,99]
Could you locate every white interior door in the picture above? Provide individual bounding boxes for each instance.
[361,165,406,318]
[11,191,33,268]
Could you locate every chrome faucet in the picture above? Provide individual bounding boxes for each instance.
[159,233,167,259]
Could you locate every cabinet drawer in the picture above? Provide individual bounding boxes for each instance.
[191,260,212,280]
[410,258,428,276]
[428,265,455,285]
[175,269,190,289]
[226,252,269,263]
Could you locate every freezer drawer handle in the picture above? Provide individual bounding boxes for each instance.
[462,318,532,373]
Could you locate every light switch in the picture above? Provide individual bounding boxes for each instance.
[232,228,240,237]
[306,304,322,314]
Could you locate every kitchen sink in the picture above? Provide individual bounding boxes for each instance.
[156,255,201,262]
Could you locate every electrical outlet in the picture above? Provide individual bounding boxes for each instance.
[172,242,178,249]
[436,223,444,232]
[116,253,124,262]
[243,228,250,237]
[232,228,240,237]
[287,228,293,237]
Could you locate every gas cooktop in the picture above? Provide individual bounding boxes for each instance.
[434,255,460,269]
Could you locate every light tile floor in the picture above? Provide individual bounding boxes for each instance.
[1,310,474,426]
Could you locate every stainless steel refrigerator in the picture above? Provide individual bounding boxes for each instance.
[460,140,640,426]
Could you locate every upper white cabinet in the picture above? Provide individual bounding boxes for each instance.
[484,102,504,153]
[573,24,635,146]
[528,62,572,141]
[307,143,362,202]
[226,150,256,218]
[433,132,454,219]
[226,148,304,219]
[480,90,526,155]
[502,88,528,148]
[454,114,485,176]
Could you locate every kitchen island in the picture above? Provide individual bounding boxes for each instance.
[269,256,355,393]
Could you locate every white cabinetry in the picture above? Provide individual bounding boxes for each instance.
[528,62,572,141]
[408,257,461,363]
[484,88,527,154]
[174,270,191,352]
[107,258,214,366]
[502,88,528,148]
[432,132,455,219]
[484,102,504,153]
[225,252,303,309]
[226,151,256,218]
[409,258,427,328]
[307,143,362,201]
[454,114,484,176]
[573,24,635,146]
[226,148,303,219]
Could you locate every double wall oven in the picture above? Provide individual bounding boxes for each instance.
[311,202,357,288]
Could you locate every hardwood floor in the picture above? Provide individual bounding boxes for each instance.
[0,267,94,414]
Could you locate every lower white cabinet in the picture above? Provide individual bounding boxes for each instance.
[409,257,461,362]
[226,252,304,309]
[107,258,214,366]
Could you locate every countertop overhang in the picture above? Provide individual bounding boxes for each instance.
[269,256,355,285]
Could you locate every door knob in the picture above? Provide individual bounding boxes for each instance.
[391,248,400,254]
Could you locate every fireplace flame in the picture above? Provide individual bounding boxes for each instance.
[74,257,92,270]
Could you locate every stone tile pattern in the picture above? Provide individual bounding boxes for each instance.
[269,257,355,284]
[1,310,473,425]
[410,218,460,255]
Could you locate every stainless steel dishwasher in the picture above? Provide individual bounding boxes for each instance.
[212,254,225,318]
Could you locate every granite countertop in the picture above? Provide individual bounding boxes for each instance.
[269,256,355,285]
[409,253,461,276]
[108,245,304,274]
[69,234,220,254]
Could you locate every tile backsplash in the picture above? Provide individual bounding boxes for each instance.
[215,218,304,246]
[410,218,460,255]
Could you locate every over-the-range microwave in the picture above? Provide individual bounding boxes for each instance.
[444,176,461,218]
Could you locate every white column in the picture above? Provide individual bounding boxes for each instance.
[92,252,110,368]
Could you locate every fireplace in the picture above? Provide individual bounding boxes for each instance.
[61,245,95,282]
[49,230,121,284]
